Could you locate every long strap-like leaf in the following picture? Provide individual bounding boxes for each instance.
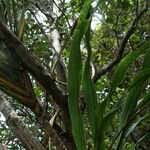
[68,1,91,149]
[83,21,98,148]
[136,92,150,111]
[129,68,150,89]
[96,42,149,150]
[18,6,26,40]
[130,132,150,150]
[117,45,150,150]
[109,42,150,96]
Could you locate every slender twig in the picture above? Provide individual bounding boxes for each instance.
[135,0,139,16]
[52,18,78,73]
[29,9,49,40]
[52,78,67,86]
[52,0,71,28]
[12,0,17,34]
[114,13,120,47]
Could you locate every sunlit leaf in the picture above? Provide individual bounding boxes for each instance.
[68,1,91,149]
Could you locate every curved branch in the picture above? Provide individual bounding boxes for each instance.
[0,20,70,149]
[93,0,148,83]
[0,19,68,112]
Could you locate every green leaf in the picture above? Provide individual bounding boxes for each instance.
[68,1,91,150]
[109,42,150,96]
[116,86,143,150]
[117,45,150,150]
[121,0,131,10]
[96,94,122,150]
[18,6,26,40]
[129,68,150,89]
[105,16,114,24]
[102,106,119,132]
[136,92,150,111]
[130,132,150,150]
[134,48,150,110]
[82,21,98,148]
[117,83,144,149]
[142,45,150,68]
[125,115,150,137]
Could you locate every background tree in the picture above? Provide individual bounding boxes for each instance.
[0,0,149,150]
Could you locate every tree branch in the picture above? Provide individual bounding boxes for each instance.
[0,93,46,150]
[0,19,74,149]
[93,0,148,83]
[0,19,68,112]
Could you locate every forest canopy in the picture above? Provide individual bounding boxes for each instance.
[0,0,149,150]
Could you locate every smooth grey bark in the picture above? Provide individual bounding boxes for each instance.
[0,93,46,150]
[0,143,7,150]
[51,28,67,93]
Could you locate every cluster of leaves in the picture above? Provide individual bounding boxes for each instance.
[0,0,149,150]
[63,0,150,149]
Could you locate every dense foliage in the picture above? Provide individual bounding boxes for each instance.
[0,0,149,150]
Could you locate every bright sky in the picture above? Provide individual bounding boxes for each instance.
[37,0,101,30]
[0,112,5,121]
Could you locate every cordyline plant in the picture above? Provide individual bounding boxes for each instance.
[0,0,149,150]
